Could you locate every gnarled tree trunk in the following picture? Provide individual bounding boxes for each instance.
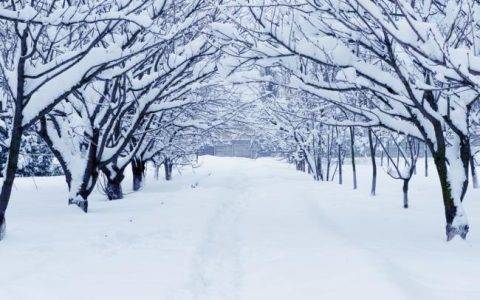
[67,156,99,213]
[106,179,123,200]
[132,159,146,191]
[102,164,125,200]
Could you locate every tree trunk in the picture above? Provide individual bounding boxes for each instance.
[67,183,90,213]
[0,116,23,240]
[67,130,100,212]
[435,156,469,240]
[431,134,470,241]
[317,137,324,181]
[0,216,5,241]
[470,155,478,189]
[132,159,146,191]
[326,141,331,181]
[41,129,96,212]
[386,141,390,167]
[424,142,428,177]
[316,153,323,181]
[368,129,377,196]
[106,179,123,200]
[154,164,160,180]
[67,163,98,213]
[0,30,27,240]
[338,143,343,185]
[102,165,125,200]
[164,158,173,181]
[350,126,357,189]
[403,179,409,209]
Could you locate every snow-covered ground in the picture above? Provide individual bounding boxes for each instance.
[1,156,480,300]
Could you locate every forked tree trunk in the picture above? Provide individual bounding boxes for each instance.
[106,179,123,200]
[132,159,146,191]
[102,165,125,200]
[304,150,320,181]
[67,161,99,213]
[67,178,94,213]
[67,129,100,212]
[368,129,377,196]
[40,120,99,212]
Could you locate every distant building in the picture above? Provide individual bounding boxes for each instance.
[199,139,270,158]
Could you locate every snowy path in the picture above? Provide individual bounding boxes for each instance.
[190,160,409,299]
[187,169,246,300]
[2,156,480,299]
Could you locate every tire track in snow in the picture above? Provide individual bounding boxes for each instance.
[305,197,439,300]
[186,170,247,300]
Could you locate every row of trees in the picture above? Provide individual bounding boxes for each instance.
[216,0,480,240]
[0,0,245,240]
[254,84,428,208]
[2,0,480,242]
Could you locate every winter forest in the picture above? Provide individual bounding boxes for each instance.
[1,0,480,299]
